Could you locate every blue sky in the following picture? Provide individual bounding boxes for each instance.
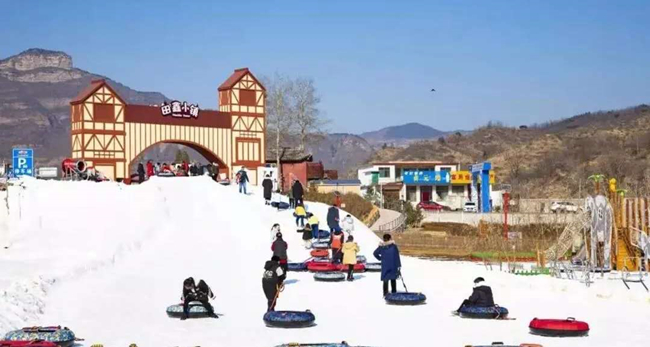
[3,0,650,133]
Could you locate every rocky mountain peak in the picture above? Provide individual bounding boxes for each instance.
[0,48,73,71]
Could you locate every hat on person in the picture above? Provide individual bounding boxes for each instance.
[474,277,485,284]
[276,232,282,238]
[271,255,280,261]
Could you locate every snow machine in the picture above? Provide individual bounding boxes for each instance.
[356,255,367,263]
[288,262,308,272]
[0,341,60,347]
[271,201,290,210]
[166,302,215,318]
[3,326,76,347]
[459,306,509,319]
[365,262,382,272]
[263,310,316,328]
[310,249,329,258]
[314,271,346,282]
[529,317,589,337]
[384,292,427,306]
[311,241,331,250]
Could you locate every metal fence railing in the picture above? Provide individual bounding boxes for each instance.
[374,213,407,233]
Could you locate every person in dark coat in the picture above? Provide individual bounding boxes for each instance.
[181,277,217,320]
[373,233,402,297]
[327,205,342,232]
[237,166,249,194]
[262,256,285,312]
[292,179,304,206]
[137,163,145,183]
[454,277,495,314]
[262,174,273,205]
[271,232,288,283]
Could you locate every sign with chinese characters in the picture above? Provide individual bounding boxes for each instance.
[12,148,34,177]
[402,169,450,185]
[160,100,200,118]
[452,170,495,185]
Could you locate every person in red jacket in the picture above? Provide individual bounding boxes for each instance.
[146,160,154,179]
[330,229,345,264]
[182,161,189,174]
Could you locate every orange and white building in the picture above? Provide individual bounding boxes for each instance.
[69,68,266,183]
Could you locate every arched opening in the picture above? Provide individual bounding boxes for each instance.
[130,140,229,178]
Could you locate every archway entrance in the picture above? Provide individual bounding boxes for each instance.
[69,68,266,183]
[130,140,228,175]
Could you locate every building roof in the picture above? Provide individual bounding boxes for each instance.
[218,67,266,91]
[265,148,313,164]
[70,79,126,105]
[312,179,361,186]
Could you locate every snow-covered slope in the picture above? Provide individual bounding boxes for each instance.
[1,177,649,347]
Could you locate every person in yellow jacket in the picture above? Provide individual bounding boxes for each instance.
[342,235,360,281]
[307,212,320,240]
[294,203,306,227]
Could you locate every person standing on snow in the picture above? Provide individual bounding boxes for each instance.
[271,232,288,283]
[294,203,307,227]
[373,233,402,297]
[306,212,320,240]
[236,166,249,194]
[146,160,154,179]
[342,214,355,236]
[302,224,313,249]
[137,163,145,183]
[453,277,495,314]
[262,256,285,312]
[262,174,273,205]
[292,178,304,206]
[327,205,342,232]
[330,228,345,264]
[342,235,360,281]
[181,277,217,320]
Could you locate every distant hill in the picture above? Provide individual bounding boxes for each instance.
[0,48,168,165]
[360,122,449,146]
[306,133,374,178]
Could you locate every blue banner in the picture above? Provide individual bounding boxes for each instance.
[402,169,450,185]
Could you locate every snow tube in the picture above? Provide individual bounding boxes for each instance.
[311,257,331,263]
[459,306,509,319]
[166,302,214,318]
[356,255,367,263]
[0,341,60,347]
[288,262,308,272]
[314,272,346,282]
[157,172,175,177]
[263,310,316,328]
[310,249,329,257]
[529,317,589,337]
[316,230,330,239]
[365,262,382,272]
[312,242,331,250]
[308,262,338,272]
[384,292,427,306]
[3,327,75,347]
[271,202,290,210]
[335,263,366,272]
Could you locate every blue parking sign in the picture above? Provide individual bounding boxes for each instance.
[12,148,34,177]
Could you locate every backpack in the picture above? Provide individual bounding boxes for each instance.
[331,232,343,249]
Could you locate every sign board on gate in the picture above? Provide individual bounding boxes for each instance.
[12,148,34,177]
[402,169,450,185]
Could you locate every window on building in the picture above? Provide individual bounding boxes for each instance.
[406,186,417,202]
[239,89,257,106]
[378,167,390,178]
[436,185,449,200]
[440,167,452,172]
[93,104,115,123]
[452,185,465,196]
[395,167,401,179]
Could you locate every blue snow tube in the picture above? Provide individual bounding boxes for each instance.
[263,310,316,328]
[271,201,290,210]
[312,241,331,250]
[384,292,427,306]
[459,306,509,319]
[365,262,381,272]
[317,230,330,239]
[166,302,214,318]
[3,326,76,347]
[288,262,308,272]
[314,271,346,282]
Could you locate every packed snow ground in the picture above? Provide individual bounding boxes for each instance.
[0,177,649,347]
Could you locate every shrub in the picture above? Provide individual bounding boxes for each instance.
[404,202,424,227]
[304,185,374,221]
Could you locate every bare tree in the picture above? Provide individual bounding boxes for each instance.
[264,74,295,191]
[290,78,326,152]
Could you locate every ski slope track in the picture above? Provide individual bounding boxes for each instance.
[0,177,649,347]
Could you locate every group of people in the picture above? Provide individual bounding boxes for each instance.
[136,160,220,182]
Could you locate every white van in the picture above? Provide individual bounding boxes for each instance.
[463,201,478,213]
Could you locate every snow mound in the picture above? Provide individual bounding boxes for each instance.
[0,177,648,347]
